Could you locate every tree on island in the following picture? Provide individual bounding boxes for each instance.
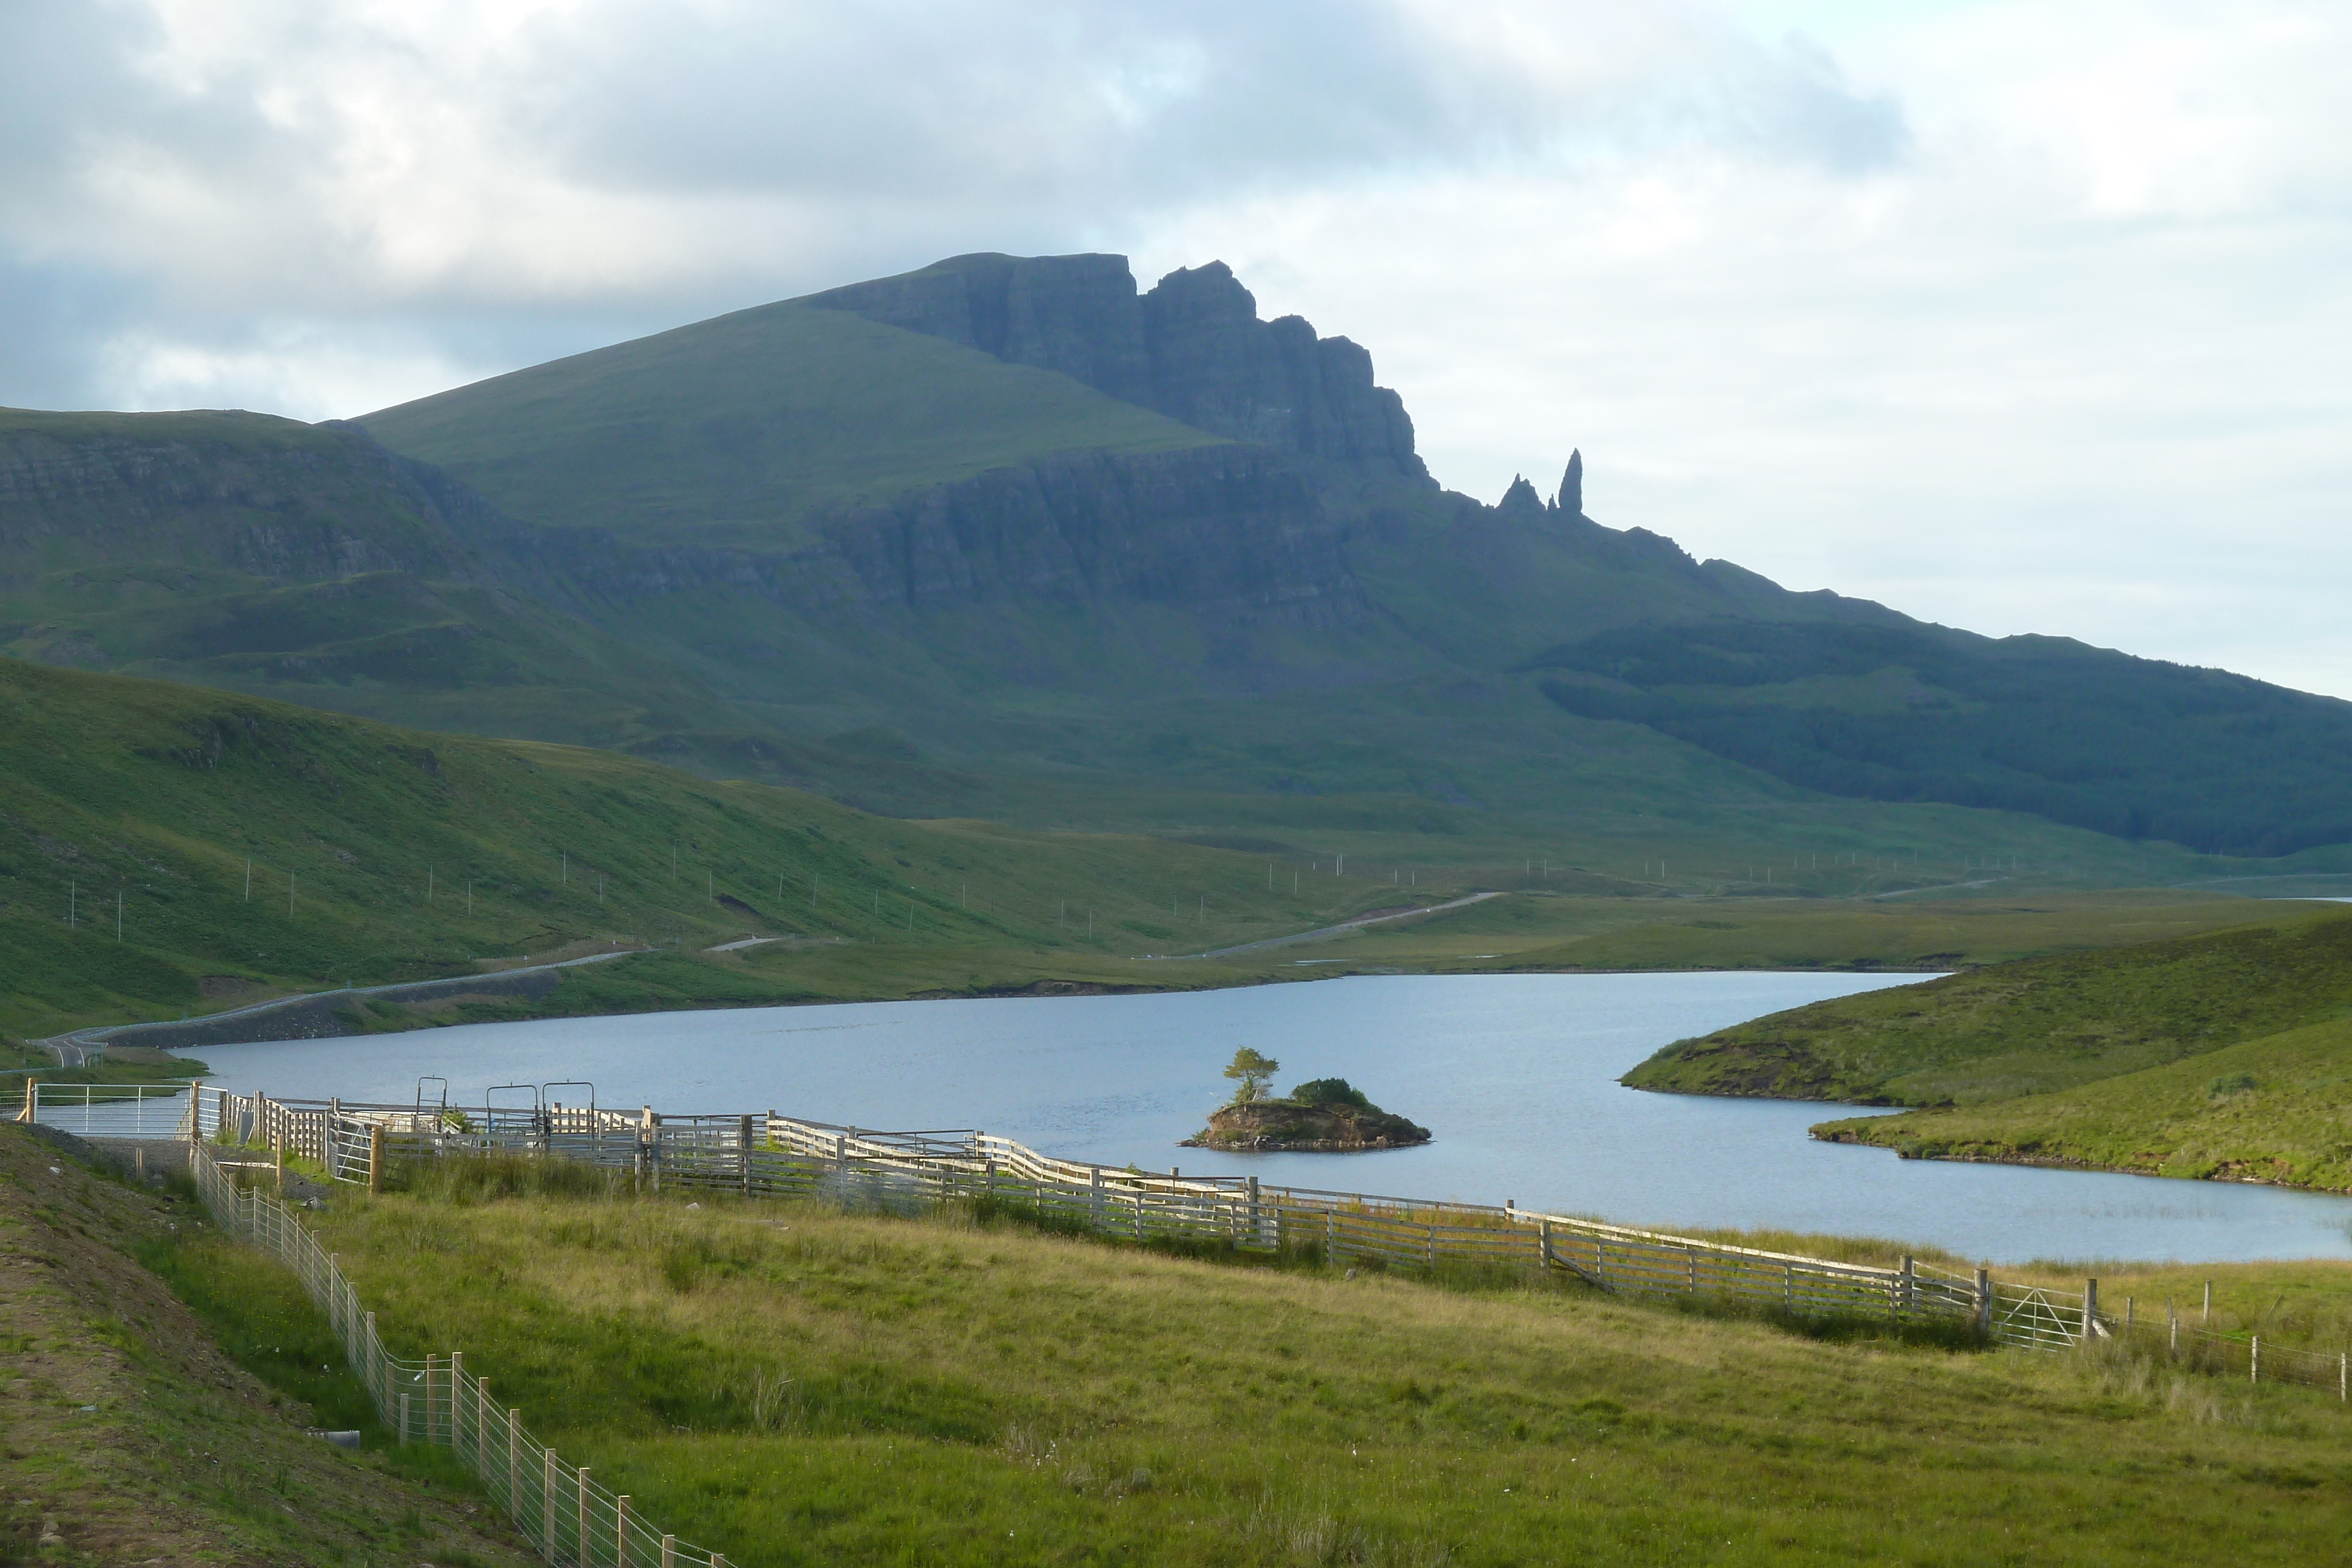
[1223,1047,1280,1105]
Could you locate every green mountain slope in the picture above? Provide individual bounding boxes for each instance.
[358,300,1222,546]
[0,660,1414,1039]
[11,255,2352,874]
[1528,618,2352,855]
[1622,905,2352,1106]
[0,407,779,751]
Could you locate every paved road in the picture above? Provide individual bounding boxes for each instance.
[1151,891,1508,961]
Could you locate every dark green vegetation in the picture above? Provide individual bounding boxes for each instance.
[1528,618,2352,855]
[0,1125,535,1565]
[161,1172,2352,1566]
[11,253,2352,878]
[1625,905,2352,1187]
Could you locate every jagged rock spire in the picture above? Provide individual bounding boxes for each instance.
[1558,449,1584,516]
[1497,474,1545,519]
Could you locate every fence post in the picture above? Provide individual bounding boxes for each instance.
[1326,1209,1339,1266]
[577,1465,592,1568]
[2251,1336,2260,1385]
[2340,1352,2346,1402]
[739,1115,753,1196]
[1247,1176,1261,1248]
[451,1351,465,1460]
[662,1535,677,1568]
[1899,1256,1915,1319]
[617,1495,632,1566]
[18,1077,32,1125]
[2082,1278,2099,1343]
[1538,1218,1552,1274]
[398,1391,410,1445]
[369,1125,385,1194]
[544,1448,559,1560]
[1975,1269,1992,1338]
[507,1409,522,1519]
[1090,1166,1104,1233]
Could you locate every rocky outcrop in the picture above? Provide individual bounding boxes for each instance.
[529,442,1370,632]
[806,253,1434,486]
[1183,1098,1432,1152]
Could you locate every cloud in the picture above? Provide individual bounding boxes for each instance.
[0,0,1904,411]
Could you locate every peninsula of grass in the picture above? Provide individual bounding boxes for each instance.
[136,1167,2352,1567]
[1814,1014,2352,1189]
[1623,904,2352,1108]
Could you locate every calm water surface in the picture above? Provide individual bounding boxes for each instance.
[192,972,2352,1265]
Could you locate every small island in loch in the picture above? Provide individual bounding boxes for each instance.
[1184,1049,1431,1151]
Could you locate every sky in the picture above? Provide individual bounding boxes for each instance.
[4,1,2347,696]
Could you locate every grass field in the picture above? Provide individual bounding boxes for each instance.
[145,1169,2352,1567]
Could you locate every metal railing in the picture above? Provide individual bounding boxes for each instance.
[15,1080,194,1139]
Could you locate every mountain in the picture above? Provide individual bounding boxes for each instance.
[1525,619,2352,856]
[6,252,2348,870]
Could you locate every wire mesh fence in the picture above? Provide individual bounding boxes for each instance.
[188,1141,730,1567]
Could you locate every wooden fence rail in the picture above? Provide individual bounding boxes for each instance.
[174,1086,2350,1399]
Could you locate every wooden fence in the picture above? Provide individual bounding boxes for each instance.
[172,1086,2351,1400]
[188,1139,729,1567]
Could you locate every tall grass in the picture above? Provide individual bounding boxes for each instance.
[216,1178,2352,1566]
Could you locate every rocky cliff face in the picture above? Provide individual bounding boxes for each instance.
[806,253,1433,487]
[532,441,1369,633]
[0,414,492,587]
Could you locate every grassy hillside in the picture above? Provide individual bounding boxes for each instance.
[1529,618,2352,857]
[358,302,1222,545]
[0,1125,538,1564]
[1324,890,2303,974]
[0,659,1435,1039]
[1814,1014,2352,1188]
[169,1172,2352,1566]
[1621,905,2352,1106]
